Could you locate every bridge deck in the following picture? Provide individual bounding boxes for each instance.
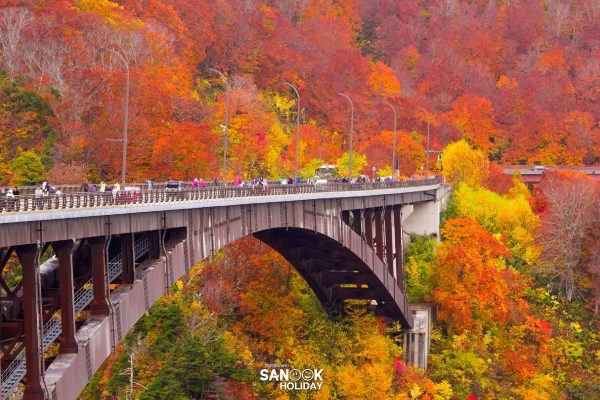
[0,179,442,224]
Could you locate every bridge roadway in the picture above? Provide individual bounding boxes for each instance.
[0,178,447,399]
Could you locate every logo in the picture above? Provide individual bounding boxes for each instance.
[259,364,324,391]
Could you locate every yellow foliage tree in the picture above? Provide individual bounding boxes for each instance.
[73,0,132,26]
[336,152,368,178]
[335,364,371,399]
[441,140,489,188]
[453,184,540,263]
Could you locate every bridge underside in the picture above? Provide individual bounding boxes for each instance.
[256,228,410,326]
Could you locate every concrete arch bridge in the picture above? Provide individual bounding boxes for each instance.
[0,179,448,399]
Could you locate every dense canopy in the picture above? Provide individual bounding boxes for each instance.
[0,0,598,185]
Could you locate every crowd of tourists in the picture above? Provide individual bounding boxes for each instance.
[0,180,126,212]
[0,173,410,213]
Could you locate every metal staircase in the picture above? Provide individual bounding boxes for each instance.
[1,235,149,399]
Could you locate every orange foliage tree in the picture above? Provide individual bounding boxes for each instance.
[195,238,306,356]
[3,0,600,184]
[150,122,218,181]
[433,218,529,333]
[483,162,514,195]
[368,61,401,98]
[359,129,425,177]
[447,94,507,160]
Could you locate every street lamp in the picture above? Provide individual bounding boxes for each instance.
[417,106,431,177]
[101,47,129,188]
[319,135,324,168]
[338,93,354,179]
[282,82,300,184]
[382,99,397,179]
[209,68,229,183]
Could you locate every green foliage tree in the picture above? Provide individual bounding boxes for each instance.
[143,298,185,354]
[0,72,55,184]
[300,157,322,178]
[9,151,44,185]
[141,334,251,399]
[404,235,437,302]
[429,330,492,399]
[440,193,459,227]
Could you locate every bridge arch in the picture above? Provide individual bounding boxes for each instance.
[182,202,413,327]
[253,227,410,326]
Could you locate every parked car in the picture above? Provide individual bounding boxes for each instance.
[165,180,181,191]
[165,180,183,200]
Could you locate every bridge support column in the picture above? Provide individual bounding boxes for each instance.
[341,210,350,227]
[148,230,161,260]
[351,210,362,236]
[16,244,44,400]
[374,208,384,261]
[120,234,135,284]
[364,208,373,248]
[54,240,78,354]
[393,205,404,290]
[384,207,394,277]
[89,237,109,316]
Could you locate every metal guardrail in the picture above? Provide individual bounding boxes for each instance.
[0,178,442,214]
[0,236,150,399]
[13,182,193,196]
[11,179,324,195]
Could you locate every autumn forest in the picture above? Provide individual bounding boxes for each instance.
[0,0,599,399]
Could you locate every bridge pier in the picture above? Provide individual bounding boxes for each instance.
[393,205,404,290]
[341,210,350,228]
[120,234,135,284]
[351,210,362,236]
[384,207,394,277]
[148,230,161,260]
[15,244,44,400]
[89,237,109,316]
[364,208,373,247]
[54,240,78,354]
[374,208,384,261]
[403,304,433,370]
[402,198,441,241]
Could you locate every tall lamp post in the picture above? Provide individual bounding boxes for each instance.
[282,82,300,184]
[382,99,397,179]
[209,68,229,183]
[338,93,354,179]
[417,106,431,177]
[101,48,129,188]
[319,136,323,167]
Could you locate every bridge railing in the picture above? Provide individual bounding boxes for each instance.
[0,177,442,214]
